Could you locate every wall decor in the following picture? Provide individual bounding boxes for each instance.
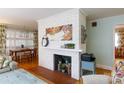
[64,43,75,49]
[81,25,87,44]
[42,35,49,47]
[46,24,72,41]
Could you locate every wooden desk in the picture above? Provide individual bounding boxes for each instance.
[10,48,34,61]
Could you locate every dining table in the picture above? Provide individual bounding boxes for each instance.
[9,48,34,61]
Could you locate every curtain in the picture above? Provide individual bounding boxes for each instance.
[33,31,38,48]
[0,24,6,54]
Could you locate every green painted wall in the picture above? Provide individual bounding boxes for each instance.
[87,15,124,67]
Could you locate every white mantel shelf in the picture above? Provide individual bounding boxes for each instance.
[42,47,82,52]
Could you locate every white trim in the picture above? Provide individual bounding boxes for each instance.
[96,64,112,70]
[42,47,82,52]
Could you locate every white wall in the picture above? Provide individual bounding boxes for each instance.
[87,14,124,68]
[79,10,87,52]
[38,9,86,80]
[38,9,79,69]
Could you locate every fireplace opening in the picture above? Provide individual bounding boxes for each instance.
[54,54,71,75]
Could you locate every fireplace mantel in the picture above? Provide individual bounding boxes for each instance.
[41,47,83,80]
[42,47,82,52]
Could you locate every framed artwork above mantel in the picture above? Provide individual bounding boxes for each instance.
[46,24,72,41]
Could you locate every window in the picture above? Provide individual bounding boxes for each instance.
[6,28,34,55]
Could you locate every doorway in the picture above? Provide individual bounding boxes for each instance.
[114,25,124,63]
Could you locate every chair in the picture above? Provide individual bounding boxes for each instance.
[19,50,32,63]
[112,61,124,84]
[81,74,111,84]
[32,48,38,57]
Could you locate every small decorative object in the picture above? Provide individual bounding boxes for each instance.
[81,25,87,44]
[60,64,66,73]
[67,63,71,75]
[58,61,61,71]
[61,45,65,48]
[65,60,68,64]
[21,44,24,48]
[64,43,75,49]
[42,35,49,47]
[62,69,65,73]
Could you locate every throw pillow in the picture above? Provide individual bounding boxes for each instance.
[2,59,11,68]
[5,56,12,62]
[0,56,5,69]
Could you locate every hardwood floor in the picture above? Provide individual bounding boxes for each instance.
[28,66,79,84]
[96,68,111,76]
[18,57,38,70]
[18,57,79,84]
[18,56,111,84]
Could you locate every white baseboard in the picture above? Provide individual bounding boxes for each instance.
[96,64,112,70]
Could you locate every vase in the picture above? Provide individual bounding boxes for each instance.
[62,69,65,73]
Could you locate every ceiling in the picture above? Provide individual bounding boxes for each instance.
[82,8,124,20]
[0,8,124,30]
[0,8,70,30]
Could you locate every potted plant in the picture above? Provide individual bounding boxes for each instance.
[60,64,66,73]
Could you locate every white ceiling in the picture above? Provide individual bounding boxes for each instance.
[0,8,124,30]
[82,8,124,20]
[0,8,70,30]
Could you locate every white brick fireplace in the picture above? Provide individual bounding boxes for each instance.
[41,47,82,80]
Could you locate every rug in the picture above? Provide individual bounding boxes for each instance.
[0,69,47,84]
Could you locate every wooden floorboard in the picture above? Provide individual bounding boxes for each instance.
[28,66,79,84]
[18,56,111,84]
[96,68,111,76]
